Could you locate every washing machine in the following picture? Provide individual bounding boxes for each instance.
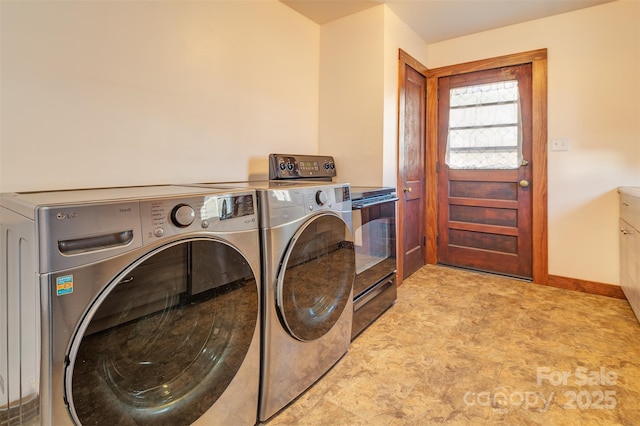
[0,185,261,425]
[189,181,355,421]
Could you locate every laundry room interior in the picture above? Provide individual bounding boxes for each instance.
[1,0,640,425]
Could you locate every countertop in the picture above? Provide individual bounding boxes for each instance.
[618,186,640,198]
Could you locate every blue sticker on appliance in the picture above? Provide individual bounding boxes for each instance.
[56,275,74,296]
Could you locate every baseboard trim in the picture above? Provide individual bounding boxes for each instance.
[546,275,626,300]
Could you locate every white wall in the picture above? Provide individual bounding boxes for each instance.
[318,6,385,187]
[318,5,427,188]
[427,0,640,285]
[0,1,320,192]
[4,0,636,286]
[382,5,428,188]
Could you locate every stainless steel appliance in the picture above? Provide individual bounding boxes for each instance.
[350,187,398,339]
[0,185,261,425]
[268,153,398,340]
[188,180,355,422]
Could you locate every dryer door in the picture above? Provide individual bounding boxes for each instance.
[276,213,355,341]
[64,238,259,425]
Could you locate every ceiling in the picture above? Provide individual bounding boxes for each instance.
[280,0,615,43]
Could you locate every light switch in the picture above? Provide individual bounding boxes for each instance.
[551,138,571,151]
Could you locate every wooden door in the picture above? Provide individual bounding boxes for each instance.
[437,64,533,278]
[398,59,426,280]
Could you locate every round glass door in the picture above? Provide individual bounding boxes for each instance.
[277,213,355,341]
[66,238,258,425]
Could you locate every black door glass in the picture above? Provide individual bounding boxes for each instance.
[69,239,258,425]
[278,214,355,341]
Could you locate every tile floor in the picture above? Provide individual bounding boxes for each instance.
[266,265,640,425]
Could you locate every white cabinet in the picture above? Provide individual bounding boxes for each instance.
[619,187,640,321]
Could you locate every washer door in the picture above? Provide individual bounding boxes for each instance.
[276,213,355,341]
[65,238,258,425]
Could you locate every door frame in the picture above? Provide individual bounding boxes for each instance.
[426,49,548,284]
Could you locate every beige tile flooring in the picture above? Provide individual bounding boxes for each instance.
[266,265,640,425]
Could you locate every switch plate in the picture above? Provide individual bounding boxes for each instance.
[551,138,571,151]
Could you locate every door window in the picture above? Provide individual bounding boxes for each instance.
[446,80,522,169]
[277,214,355,342]
[66,239,258,425]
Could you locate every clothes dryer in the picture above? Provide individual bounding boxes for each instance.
[0,185,261,425]
[190,181,355,421]
[268,153,399,340]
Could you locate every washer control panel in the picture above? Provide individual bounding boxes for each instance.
[269,153,336,180]
[141,192,257,243]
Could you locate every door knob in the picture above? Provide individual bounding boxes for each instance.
[404,187,412,193]
[519,180,530,188]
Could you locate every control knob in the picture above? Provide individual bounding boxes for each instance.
[315,190,328,206]
[171,204,195,227]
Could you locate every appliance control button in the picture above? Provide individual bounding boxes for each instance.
[171,204,195,227]
[316,190,328,206]
[153,227,164,237]
[201,220,210,228]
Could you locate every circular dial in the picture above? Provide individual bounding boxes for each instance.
[315,190,328,206]
[171,204,195,227]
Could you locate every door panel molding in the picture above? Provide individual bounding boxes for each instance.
[426,49,548,284]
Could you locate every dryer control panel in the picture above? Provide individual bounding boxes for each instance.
[260,183,351,228]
